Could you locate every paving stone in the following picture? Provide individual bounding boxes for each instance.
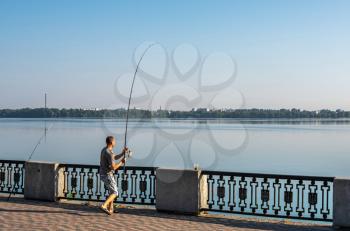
[0,196,332,231]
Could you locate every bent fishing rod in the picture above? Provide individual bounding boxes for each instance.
[7,123,53,201]
[123,43,157,176]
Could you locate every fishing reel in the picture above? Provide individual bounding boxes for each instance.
[125,149,133,159]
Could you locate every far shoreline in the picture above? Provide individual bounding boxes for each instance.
[1,108,350,120]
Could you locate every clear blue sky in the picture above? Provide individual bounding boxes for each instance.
[0,0,349,110]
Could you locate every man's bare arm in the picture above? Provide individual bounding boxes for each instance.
[112,158,125,170]
[114,147,128,160]
[114,153,124,160]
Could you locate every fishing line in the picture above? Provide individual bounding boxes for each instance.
[27,124,53,161]
[123,43,157,176]
[7,123,53,201]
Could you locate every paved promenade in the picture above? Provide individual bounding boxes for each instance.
[0,196,333,231]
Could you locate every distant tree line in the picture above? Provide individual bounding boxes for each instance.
[0,108,150,118]
[0,108,350,119]
[167,108,350,119]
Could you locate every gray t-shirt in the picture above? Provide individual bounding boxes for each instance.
[99,147,115,176]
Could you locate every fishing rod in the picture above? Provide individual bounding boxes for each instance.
[123,43,157,176]
[7,123,53,201]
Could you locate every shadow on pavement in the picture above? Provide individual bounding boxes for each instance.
[116,208,333,231]
[0,196,99,216]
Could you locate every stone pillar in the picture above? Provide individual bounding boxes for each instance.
[156,168,207,215]
[24,161,64,201]
[334,177,350,228]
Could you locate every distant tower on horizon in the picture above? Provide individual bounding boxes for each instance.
[44,92,48,139]
[45,93,47,109]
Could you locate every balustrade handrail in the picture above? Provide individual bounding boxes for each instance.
[0,160,26,164]
[201,170,335,181]
[58,163,157,172]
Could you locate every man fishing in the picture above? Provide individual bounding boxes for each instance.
[98,43,154,215]
[99,136,129,215]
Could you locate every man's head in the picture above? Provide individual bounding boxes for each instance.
[106,136,116,147]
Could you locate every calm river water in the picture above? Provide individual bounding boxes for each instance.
[0,118,349,177]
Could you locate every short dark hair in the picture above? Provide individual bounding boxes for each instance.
[106,136,114,145]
